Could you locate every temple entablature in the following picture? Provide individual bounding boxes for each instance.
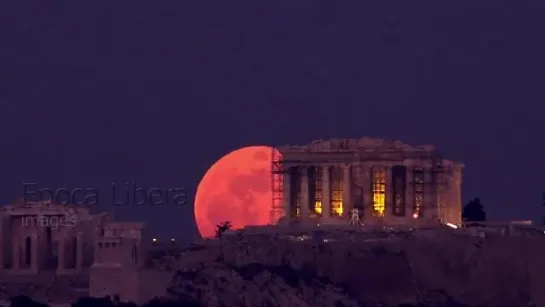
[277,137,438,153]
[103,222,145,240]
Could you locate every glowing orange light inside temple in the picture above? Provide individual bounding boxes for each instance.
[372,168,386,217]
[332,198,343,216]
[314,200,322,214]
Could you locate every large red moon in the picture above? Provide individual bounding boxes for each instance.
[194,146,281,238]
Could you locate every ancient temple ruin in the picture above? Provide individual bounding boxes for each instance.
[0,201,145,275]
[0,201,160,304]
[270,137,464,227]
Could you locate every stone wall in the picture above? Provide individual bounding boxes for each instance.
[89,267,138,302]
[218,229,545,306]
[137,269,174,304]
[89,266,173,304]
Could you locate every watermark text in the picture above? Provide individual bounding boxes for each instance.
[21,215,77,229]
[23,182,187,206]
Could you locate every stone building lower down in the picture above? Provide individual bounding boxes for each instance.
[0,201,107,275]
[271,137,464,227]
[0,201,171,304]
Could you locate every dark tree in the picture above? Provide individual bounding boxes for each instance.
[71,296,115,307]
[10,296,49,307]
[462,198,486,222]
[71,296,138,307]
[214,221,232,238]
[143,298,202,307]
[214,220,232,261]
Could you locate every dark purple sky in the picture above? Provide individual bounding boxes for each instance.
[1,1,544,242]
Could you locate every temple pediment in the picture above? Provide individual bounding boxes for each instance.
[277,137,436,153]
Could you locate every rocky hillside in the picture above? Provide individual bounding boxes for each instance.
[164,227,545,307]
[168,262,361,307]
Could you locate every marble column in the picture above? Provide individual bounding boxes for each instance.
[452,169,463,225]
[76,232,83,272]
[57,237,65,272]
[282,168,292,221]
[362,165,373,219]
[299,167,310,219]
[405,166,414,217]
[12,236,20,270]
[136,243,143,268]
[450,170,463,225]
[322,166,331,218]
[31,235,38,273]
[384,166,393,218]
[342,164,352,215]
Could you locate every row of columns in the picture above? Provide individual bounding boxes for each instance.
[7,232,84,273]
[93,238,143,268]
[282,164,436,221]
[10,235,38,271]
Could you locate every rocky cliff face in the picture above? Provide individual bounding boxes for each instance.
[164,228,545,307]
[167,262,361,307]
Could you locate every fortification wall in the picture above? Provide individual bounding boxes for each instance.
[219,229,545,306]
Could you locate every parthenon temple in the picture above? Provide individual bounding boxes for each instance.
[272,137,464,227]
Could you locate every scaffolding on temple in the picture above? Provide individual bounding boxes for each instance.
[406,155,453,222]
[270,147,285,224]
[431,158,454,223]
[349,208,363,226]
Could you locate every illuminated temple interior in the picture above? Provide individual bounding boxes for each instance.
[271,137,464,227]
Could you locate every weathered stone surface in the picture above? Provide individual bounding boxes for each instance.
[0,201,148,305]
[168,262,360,307]
[165,228,545,307]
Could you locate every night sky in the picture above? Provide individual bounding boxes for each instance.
[1,1,544,243]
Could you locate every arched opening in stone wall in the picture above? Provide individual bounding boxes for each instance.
[83,241,92,266]
[413,166,424,217]
[289,167,298,217]
[45,227,52,256]
[44,227,57,269]
[24,237,31,268]
[307,167,317,215]
[392,166,407,217]
[6,219,13,269]
[1,223,10,269]
[314,166,323,215]
[331,166,343,216]
[66,237,77,269]
[132,245,138,265]
[372,167,386,217]
[353,186,364,213]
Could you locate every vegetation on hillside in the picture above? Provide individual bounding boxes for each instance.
[215,221,233,238]
[462,198,486,222]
